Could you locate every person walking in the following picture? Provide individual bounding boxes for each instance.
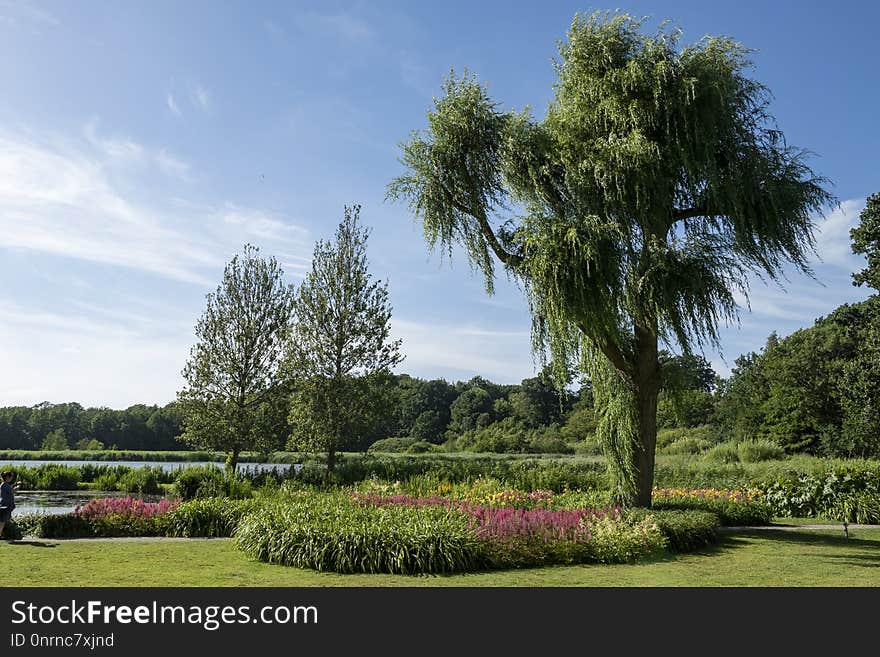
[0,470,20,539]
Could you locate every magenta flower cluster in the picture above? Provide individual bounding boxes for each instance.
[74,496,179,520]
[465,505,610,544]
[351,492,620,545]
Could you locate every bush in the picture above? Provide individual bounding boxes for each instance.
[660,437,712,455]
[656,425,717,448]
[762,466,880,518]
[24,464,82,490]
[368,437,417,453]
[584,514,667,563]
[92,473,120,491]
[737,440,786,463]
[824,493,880,524]
[165,498,259,537]
[527,427,575,455]
[117,468,162,495]
[172,466,252,501]
[651,490,771,526]
[30,513,96,539]
[573,437,602,456]
[628,509,719,552]
[702,442,740,464]
[405,440,441,454]
[235,493,485,574]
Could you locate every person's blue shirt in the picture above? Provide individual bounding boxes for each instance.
[0,481,14,510]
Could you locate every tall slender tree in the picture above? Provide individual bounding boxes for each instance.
[178,244,296,470]
[388,12,832,505]
[287,205,403,472]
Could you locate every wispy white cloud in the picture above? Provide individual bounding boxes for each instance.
[0,301,189,406]
[812,198,866,270]
[0,129,310,286]
[391,318,536,384]
[166,93,181,117]
[85,121,191,180]
[154,148,191,179]
[191,84,210,111]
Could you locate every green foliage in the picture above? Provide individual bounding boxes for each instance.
[116,468,162,495]
[165,498,259,537]
[388,10,832,507]
[41,428,69,451]
[448,387,494,434]
[561,403,598,442]
[702,442,740,464]
[171,466,253,501]
[651,496,771,526]
[762,465,880,518]
[234,493,485,574]
[660,437,712,455]
[21,463,82,490]
[851,193,880,291]
[581,515,667,564]
[825,493,880,525]
[627,508,720,552]
[287,206,403,470]
[657,390,715,429]
[405,440,441,454]
[29,513,96,539]
[283,454,607,492]
[74,438,105,451]
[737,439,786,463]
[657,425,716,448]
[178,243,296,470]
[368,437,418,453]
[714,297,880,459]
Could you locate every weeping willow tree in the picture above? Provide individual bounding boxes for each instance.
[387,12,833,506]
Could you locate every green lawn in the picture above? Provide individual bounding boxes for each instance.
[4,527,879,586]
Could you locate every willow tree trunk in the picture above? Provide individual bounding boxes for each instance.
[633,324,661,507]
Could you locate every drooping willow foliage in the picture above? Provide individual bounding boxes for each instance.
[388,12,833,504]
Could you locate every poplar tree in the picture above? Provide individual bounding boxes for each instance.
[287,205,403,472]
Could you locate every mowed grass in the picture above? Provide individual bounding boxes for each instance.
[3,527,880,586]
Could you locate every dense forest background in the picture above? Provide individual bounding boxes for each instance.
[2,291,878,459]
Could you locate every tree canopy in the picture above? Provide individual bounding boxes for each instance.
[389,12,832,505]
[177,244,296,470]
[851,193,880,291]
[286,205,403,471]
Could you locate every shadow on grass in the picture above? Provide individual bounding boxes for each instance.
[8,540,57,548]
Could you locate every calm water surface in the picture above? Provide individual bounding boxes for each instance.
[3,460,299,515]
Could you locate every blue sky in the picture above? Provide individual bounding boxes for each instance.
[0,0,877,408]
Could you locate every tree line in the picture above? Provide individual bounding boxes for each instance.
[0,402,183,451]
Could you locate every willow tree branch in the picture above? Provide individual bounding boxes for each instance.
[450,198,525,268]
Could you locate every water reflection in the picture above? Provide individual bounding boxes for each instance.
[14,490,164,515]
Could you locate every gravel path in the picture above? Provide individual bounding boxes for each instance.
[719,524,876,532]
[5,524,877,543]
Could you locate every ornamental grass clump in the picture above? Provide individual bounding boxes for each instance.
[234,493,486,575]
[165,498,259,537]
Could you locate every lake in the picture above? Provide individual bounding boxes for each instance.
[12,490,165,515]
[2,459,302,515]
[0,459,295,473]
